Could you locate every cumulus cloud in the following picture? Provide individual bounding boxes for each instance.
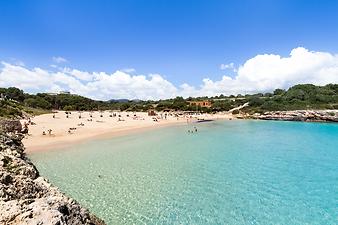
[220,62,234,70]
[205,47,338,96]
[234,47,338,92]
[1,47,338,100]
[121,68,136,73]
[52,56,68,64]
[0,62,177,100]
[8,58,25,67]
[62,68,93,81]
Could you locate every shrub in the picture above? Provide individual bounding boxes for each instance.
[232,109,240,114]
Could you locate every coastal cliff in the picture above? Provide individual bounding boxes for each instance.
[243,110,338,122]
[0,121,106,224]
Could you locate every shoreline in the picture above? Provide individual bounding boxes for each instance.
[21,109,338,153]
[26,121,187,153]
[23,111,233,153]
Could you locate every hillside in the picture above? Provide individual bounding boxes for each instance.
[1,84,337,117]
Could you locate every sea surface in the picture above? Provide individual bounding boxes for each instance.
[29,120,338,225]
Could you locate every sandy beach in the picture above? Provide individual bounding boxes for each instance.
[22,111,233,152]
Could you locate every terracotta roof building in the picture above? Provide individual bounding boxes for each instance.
[188,101,212,108]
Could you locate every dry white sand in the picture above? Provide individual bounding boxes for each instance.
[22,111,233,152]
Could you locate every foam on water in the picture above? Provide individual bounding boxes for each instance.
[29,120,338,224]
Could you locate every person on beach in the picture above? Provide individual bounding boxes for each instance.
[22,123,29,134]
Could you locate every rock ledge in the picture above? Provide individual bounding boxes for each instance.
[0,122,106,225]
[243,110,338,122]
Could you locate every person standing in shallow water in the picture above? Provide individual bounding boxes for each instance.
[187,127,198,133]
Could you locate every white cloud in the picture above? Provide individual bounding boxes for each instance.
[121,68,136,73]
[8,58,25,67]
[203,47,338,96]
[220,62,234,70]
[0,62,177,100]
[52,56,68,64]
[234,47,338,92]
[0,62,53,92]
[1,47,338,100]
[62,68,92,81]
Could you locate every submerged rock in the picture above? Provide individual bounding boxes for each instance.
[0,120,106,225]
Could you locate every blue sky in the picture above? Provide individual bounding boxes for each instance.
[0,0,338,99]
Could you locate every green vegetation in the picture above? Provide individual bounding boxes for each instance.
[0,87,51,118]
[0,100,23,118]
[0,84,337,118]
[232,109,240,115]
[244,84,338,113]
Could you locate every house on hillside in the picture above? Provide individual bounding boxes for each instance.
[59,91,71,95]
[188,101,212,108]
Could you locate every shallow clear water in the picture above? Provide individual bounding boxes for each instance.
[29,120,338,225]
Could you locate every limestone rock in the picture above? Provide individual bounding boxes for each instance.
[0,122,106,225]
[248,110,338,123]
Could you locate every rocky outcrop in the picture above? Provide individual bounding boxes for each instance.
[0,121,106,224]
[0,119,22,133]
[247,110,338,122]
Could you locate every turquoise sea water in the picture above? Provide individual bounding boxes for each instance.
[29,120,338,225]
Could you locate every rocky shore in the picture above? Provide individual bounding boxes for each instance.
[0,120,106,224]
[245,110,338,122]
